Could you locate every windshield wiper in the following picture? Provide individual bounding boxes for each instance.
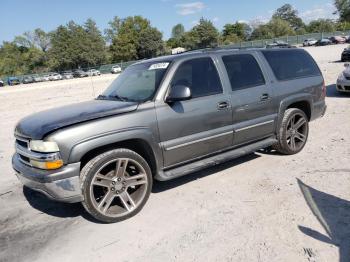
[96,94,137,102]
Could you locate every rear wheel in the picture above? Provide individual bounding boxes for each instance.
[81,149,152,223]
[273,108,309,155]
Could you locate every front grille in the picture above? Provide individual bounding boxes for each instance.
[345,86,350,91]
[16,139,28,148]
[15,137,31,166]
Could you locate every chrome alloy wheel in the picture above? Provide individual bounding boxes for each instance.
[286,112,308,151]
[89,158,148,218]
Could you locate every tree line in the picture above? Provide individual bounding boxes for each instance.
[1,1,350,77]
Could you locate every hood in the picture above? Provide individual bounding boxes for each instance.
[15,100,138,139]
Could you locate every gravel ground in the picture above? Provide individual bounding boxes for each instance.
[0,44,349,262]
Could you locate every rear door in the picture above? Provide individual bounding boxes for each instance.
[220,52,278,145]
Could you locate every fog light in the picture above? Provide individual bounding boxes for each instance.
[30,159,63,170]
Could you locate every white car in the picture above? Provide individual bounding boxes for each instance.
[42,75,50,81]
[49,73,62,81]
[336,63,350,93]
[303,38,317,46]
[0,79,4,87]
[111,65,122,74]
[87,69,101,76]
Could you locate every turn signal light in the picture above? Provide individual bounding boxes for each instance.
[30,159,63,170]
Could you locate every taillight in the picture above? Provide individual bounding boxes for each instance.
[321,81,326,99]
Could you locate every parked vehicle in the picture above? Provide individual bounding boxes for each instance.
[328,36,346,44]
[73,70,88,78]
[87,69,101,76]
[8,77,20,86]
[303,38,317,46]
[0,79,4,87]
[341,47,350,62]
[111,65,122,74]
[42,75,50,81]
[49,73,62,81]
[33,76,43,82]
[266,41,291,48]
[336,63,350,93]
[22,76,34,84]
[62,72,74,79]
[13,48,327,223]
[315,39,332,46]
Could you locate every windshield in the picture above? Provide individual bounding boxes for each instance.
[100,61,170,102]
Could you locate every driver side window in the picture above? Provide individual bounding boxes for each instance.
[171,57,223,98]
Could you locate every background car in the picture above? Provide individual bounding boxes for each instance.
[329,36,346,44]
[49,73,62,81]
[87,69,101,76]
[0,79,4,87]
[111,65,122,74]
[62,72,74,79]
[341,47,350,62]
[22,76,34,84]
[336,63,350,92]
[41,75,50,81]
[33,76,43,82]
[266,40,292,48]
[73,69,88,78]
[315,39,332,46]
[303,38,317,46]
[7,77,20,86]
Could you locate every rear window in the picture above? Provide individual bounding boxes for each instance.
[262,50,321,81]
[222,54,265,90]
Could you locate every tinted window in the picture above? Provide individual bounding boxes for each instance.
[222,54,265,90]
[171,57,222,98]
[262,49,321,81]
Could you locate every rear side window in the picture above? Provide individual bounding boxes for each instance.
[171,57,222,98]
[262,50,321,81]
[222,54,265,90]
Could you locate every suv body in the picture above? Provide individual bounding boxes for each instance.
[111,65,122,74]
[12,48,326,222]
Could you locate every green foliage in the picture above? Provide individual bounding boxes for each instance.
[335,0,350,22]
[222,22,251,43]
[48,19,106,70]
[171,24,185,39]
[183,18,219,49]
[108,16,164,62]
[272,4,304,29]
[307,19,337,33]
[251,18,295,40]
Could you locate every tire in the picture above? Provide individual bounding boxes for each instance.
[80,148,153,223]
[272,108,309,155]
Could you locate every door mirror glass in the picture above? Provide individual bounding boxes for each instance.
[166,85,192,102]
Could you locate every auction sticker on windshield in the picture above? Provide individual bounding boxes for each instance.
[148,62,169,70]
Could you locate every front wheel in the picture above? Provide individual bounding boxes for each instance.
[81,149,153,223]
[273,108,309,155]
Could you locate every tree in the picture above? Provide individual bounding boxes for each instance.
[222,22,251,43]
[307,19,336,33]
[183,18,219,49]
[272,4,304,29]
[48,19,107,70]
[104,16,122,43]
[334,0,350,22]
[251,18,295,40]
[171,24,185,39]
[108,16,164,62]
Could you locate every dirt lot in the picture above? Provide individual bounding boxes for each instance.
[0,45,349,262]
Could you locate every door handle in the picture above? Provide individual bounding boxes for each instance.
[217,101,230,110]
[260,94,270,101]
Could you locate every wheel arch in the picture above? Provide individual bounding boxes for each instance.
[68,129,162,177]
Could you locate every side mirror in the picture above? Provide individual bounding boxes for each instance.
[345,63,350,68]
[166,85,192,103]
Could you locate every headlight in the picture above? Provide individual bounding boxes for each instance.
[338,73,345,81]
[29,140,60,153]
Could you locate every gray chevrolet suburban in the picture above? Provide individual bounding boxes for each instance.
[12,48,326,223]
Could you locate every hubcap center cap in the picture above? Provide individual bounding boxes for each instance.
[290,129,296,136]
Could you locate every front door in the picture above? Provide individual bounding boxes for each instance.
[156,57,233,167]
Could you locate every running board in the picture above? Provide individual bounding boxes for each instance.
[156,137,277,181]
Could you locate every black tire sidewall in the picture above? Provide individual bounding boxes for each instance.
[81,149,153,223]
[279,108,309,155]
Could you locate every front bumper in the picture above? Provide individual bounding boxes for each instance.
[336,79,350,93]
[12,154,83,203]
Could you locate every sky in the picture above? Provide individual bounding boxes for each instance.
[0,0,338,42]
